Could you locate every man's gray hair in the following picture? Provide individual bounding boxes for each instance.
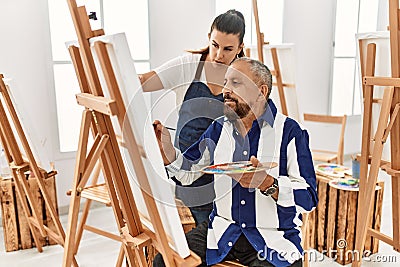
[234,57,272,98]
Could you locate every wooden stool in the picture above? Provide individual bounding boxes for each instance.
[306,175,384,265]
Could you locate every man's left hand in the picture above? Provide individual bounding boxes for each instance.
[227,156,275,191]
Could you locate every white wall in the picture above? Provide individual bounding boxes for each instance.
[148,0,215,68]
[377,0,389,31]
[147,0,215,123]
[0,1,390,210]
[283,0,336,115]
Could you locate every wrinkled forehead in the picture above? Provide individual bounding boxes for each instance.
[226,61,254,83]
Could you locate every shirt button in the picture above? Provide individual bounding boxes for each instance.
[228,242,233,247]
[241,200,246,205]
[241,223,246,228]
[243,151,248,156]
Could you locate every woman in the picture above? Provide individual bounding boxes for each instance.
[140,10,246,225]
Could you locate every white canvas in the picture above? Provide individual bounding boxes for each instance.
[356,31,391,161]
[247,44,301,122]
[0,78,52,171]
[68,33,190,258]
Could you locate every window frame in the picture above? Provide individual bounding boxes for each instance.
[329,0,379,116]
[48,0,151,157]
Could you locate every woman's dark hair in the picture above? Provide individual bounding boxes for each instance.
[189,10,246,57]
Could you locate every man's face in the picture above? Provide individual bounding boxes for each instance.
[222,61,262,121]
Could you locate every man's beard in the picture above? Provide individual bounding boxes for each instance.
[224,96,251,121]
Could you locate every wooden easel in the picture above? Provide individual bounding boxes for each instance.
[62,1,200,266]
[250,0,290,116]
[352,0,400,266]
[0,75,75,263]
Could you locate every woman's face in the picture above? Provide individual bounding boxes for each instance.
[208,29,243,66]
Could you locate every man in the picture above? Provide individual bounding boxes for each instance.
[153,58,318,266]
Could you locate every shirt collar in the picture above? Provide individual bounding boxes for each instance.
[257,99,277,127]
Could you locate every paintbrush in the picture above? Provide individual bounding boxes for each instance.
[152,123,175,131]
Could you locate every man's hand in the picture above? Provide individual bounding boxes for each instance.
[153,120,176,165]
[227,156,277,198]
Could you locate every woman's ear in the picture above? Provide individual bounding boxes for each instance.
[208,33,211,39]
[238,43,244,54]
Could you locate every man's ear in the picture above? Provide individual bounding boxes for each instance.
[260,84,269,98]
[208,33,211,39]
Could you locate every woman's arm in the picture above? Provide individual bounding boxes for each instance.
[139,70,164,92]
[140,54,199,93]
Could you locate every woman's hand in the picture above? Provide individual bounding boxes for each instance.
[139,71,164,92]
[153,120,176,165]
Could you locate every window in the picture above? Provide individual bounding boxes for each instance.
[215,0,284,45]
[48,0,150,152]
[330,0,379,115]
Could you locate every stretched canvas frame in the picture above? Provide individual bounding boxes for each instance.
[0,78,52,171]
[68,32,190,258]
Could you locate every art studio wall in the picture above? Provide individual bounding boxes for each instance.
[0,0,389,209]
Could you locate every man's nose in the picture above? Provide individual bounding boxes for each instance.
[222,86,232,94]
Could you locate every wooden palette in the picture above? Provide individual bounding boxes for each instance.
[315,163,350,178]
[201,161,277,175]
[329,178,360,191]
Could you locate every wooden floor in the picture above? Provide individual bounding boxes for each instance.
[1,163,400,266]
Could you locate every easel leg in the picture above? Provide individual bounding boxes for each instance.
[63,110,93,267]
[353,174,379,266]
[12,169,43,252]
[116,245,125,267]
[100,158,139,266]
[302,213,310,267]
[388,0,400,253]
[134,247,147,267]
[63,186,82,267]
[33,169,72,248]
[392,177,400,252]
[74,162,102,255]
[15,170,46,237]
[74,198,92,255]
[353,87,394,267]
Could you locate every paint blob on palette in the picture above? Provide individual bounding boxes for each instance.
[315,163,350,178]
[201,161,277,175]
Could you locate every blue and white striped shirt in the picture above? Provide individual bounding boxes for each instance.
[167,100,318,266]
